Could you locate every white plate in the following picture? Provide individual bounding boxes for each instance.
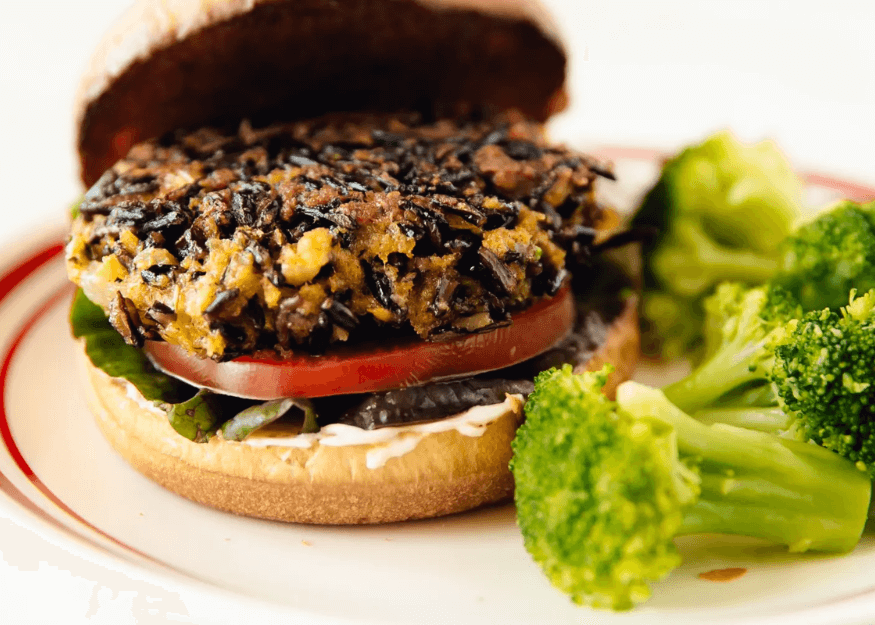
[2,154,874,625]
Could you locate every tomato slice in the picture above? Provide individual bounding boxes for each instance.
[145,288,574,400]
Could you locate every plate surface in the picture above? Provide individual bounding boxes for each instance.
[2,154,875,625]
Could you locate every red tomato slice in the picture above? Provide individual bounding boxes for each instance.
[145,287,574,399]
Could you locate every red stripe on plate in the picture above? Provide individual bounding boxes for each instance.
[0,287,74,481]
[801,173,875,203]
[0,242,165,566]
[0,243,64,299]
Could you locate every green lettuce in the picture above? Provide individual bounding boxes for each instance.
[220,397,313,441]
[70,197,83,220]
[167,390,223,443]
[70,289,194,404]
[70,289,315,441]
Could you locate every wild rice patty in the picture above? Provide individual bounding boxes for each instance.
[67,113,613,361]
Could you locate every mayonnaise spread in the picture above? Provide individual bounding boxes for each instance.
[119,377,523,470]
[243,394,524,469]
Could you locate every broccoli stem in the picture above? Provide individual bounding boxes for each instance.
[618,383,871,553]
[709,382,778,409]
[654,223,780,297]
[695,248,780,284]
[663,337,772,412]
[693,406,791,433]
[680,444,865,553]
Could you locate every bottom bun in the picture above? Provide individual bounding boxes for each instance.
[81,296,639,525]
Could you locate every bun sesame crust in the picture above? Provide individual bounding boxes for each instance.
[79,295,639,525]
[76,0,567,186]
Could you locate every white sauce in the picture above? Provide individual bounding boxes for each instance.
[122,380,166,415]
[117,378,523,470]
[241,394,524,469]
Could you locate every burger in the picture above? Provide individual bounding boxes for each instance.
[66,0,640,524]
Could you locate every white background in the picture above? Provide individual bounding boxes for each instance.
[1,1,874,623]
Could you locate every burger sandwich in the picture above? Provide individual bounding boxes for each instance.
[66,0,640,524]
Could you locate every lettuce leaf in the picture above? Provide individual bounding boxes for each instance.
[70,288,195,404]
[167,389,222,443]
[70,197,82,220]
[71,289,320,442]
[220,397,299,441]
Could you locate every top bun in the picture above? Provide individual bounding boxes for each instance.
[76,0,567,187]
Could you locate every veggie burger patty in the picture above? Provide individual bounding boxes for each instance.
[67,112,612,361]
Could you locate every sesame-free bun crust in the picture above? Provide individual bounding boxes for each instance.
[76,0,567,186]
[79,296,638,525]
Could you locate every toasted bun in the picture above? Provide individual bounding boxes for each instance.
[76,0,567,186]
[80,295,639,525]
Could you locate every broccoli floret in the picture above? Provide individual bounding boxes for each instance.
[633,131,801,357]
[775,200,875,311]
[671,201,875,409]
[635,131,800,267]
[511,366,871,611]
[686,289,875,479]
[640,291,705,361]
[771,290,875,477]
[511,366,695,610]
[700,281,749,361]
[663,284,800,413]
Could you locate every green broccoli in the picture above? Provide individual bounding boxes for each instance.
[662,200,875,410]
[774,200,875,312]
[690,379,783,431]
[639,291,704,361]
[692,405,791,433]
[662,284,800,413]
[770,290,875,477]
[649,220,782,298]
[700,281,749,361]
[511,366,871,611]
[633,131,801,358]
[635,131,801,276]
[682,288,875,480]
